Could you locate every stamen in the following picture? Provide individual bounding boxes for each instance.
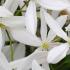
[41,41,49,49]
[0,23,6,29]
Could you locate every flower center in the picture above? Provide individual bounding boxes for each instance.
[0,23,6,29]
[41,41,49,49]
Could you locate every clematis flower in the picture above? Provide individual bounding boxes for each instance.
[8,1,69,67]
[43,9,70,63]
[10,1,67,48]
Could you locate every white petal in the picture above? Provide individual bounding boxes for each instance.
[1,16,25,29]
[32,60,45,70]
[51,11,60,19]
[56,15,68,26]
[42,62,50,70]
[43,10,68,41]
[0,6,13,17]
[3,0,19,13]
[0,29,4,50]
[14,44,25,60]
[10,29,41,46]
[25,1,37,35]
[47,15,68,42]
[47,43,69,64]
[2,46,11,62]
[47,30,55,42]
[40,8,47,41]
[0,52,11,70]
[10,48,47,70]
[36,0,69,10]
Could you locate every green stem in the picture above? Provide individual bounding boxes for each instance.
[50,65,54,70]
[5,29,14,61]
[15,0,30,15]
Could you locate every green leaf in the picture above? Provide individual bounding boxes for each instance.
[49,55,70,70]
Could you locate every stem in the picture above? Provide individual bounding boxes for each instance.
[50,65,54,70]
[15,0,30,15]
[5,29,14,61]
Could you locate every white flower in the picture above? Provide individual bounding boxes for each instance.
[43,9,70,63]
[10,1,67,48]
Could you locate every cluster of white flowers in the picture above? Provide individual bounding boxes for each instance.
[0,0,70,70]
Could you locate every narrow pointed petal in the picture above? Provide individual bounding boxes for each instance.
[25,1,37,35]
[40,8,47,41]
[56,15,68,26]
[3,0,19,13]
[10,48,47,70]
[43,10,68,41]
[47,43,69,64]
[47,31,55,42]
[0,6,13,17]
[10,29,41,46]
[47,15,68,42]
[1,16,25,28]
[32,60,45,70]
[36,0,69,10]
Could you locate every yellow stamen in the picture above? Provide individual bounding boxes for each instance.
[0,23,6,29]
[41,41,49,49]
